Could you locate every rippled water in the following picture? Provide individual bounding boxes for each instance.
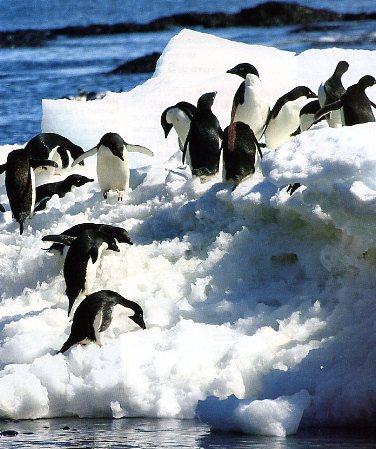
[1,419,376,449]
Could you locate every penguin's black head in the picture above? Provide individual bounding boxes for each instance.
[102,226,133,245]
[161,108,174,138]
[197,91,217,109]
[129,304,146,330]
[66,174,94,187]
[99,132,125,161]
[302,86,318,99]
[227,63,259,79]
[335,60,349,75]
[358,75,376,89]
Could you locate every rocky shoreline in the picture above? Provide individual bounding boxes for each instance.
[1,1,375,48]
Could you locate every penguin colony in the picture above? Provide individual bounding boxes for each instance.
[0,59,375,354]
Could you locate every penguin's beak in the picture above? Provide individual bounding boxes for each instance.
[130,315,146,330]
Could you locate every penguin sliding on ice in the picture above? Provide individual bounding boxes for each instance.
[42,222,133,254]
[25,132,85,174]
[50,228,121,316]
[263,86,317,149]
[222,121,262,191]
[226,63,270,141]
[161,101,197,151]
[0,149,58,234]
[183,91,223,179]
[315,75,376,126]
[72,132,153,200]
[318,60,349,128]
[34,174,94,212]
[57,289,146,354]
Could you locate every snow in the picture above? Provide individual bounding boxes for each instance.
[1,29,376,435]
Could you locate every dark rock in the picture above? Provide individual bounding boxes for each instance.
[290,23,344,33]
[110,52,161,74]
[0,430,18,437]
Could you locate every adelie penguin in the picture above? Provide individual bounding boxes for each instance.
[183,91,223,179]
[0,149,58,234]
[263,86,317,150]
[226,63,270,141]
[318,60,349,128]
[54,228,121,316]
[72,132,153,200]
[315,75,376,126]
[222,121,262,191]
[161,101,197,152]
[42,222,133,254]
[34,174,94,212]
[57,290,146,354]
[24,132,85,174]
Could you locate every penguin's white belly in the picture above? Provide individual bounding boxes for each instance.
[265,98,307,150]
[84,243,107,295]
[30,168,36,216]
[166,108,190,145]
[318,83,342,128]
[97,151,129,194]
[234,88,270,140]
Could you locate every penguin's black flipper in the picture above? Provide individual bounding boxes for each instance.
[0,163,7,174]
[90,246,99,264]
[0,204,5,213]
[314,100,342,122]
[42,234,77,246]
[99,304,114,332]
[30,159,58,170]
[182,133,190,165]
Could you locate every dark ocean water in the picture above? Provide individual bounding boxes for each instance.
[0,2,376,447]
[0,0,375,145]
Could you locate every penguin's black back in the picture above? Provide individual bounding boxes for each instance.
[341,76,376,126]
[222,122,257,183]
[186,93,222,175]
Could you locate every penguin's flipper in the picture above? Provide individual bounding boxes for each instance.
[98,304,114,332]
[42,234,77,246]
[126,144,154,157]
[57,147,70,169]
[34,197,50,212]
[182,134,190,165]
[30,159,59,170]
[370,100,376,109]
[71,147,98,167]
[290,126,301,137]
[0,204,5,213]
[90,247,99,264]
[314,100,342,122]
[178,138,184,152]
[0,163,7,174]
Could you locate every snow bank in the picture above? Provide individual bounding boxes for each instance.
[1,29,376,435]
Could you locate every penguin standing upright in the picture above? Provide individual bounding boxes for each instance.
[25,132,85,174]
[34,174,94,212]
[183,92,223,178]
[263,86,317,149]
[226,63,270,140]
[57,290,146,353]
[60,229,121,316]
[222,121,262,190]
[72,132,153,200]
[161,101,197,151]
[315,75,376,126]
[318,60,349,128]
[0,149,57,234]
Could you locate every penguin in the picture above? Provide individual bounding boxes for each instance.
[315,75,376,126]
[183,91,223,178]
[0,149,58,234]
[71,132,153,200]
[318,60,349,127]
[34,174,94,212]
[299,99,325,132]
[42,222,133,254]
[222,121,262,191]
[161,101,197,151]
[226,63,270,140]
[57,290,146,354]
[263,86,317,150]
[24,133,85,174]
[61,229,121,316]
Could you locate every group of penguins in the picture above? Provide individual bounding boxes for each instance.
[0,60,375,354]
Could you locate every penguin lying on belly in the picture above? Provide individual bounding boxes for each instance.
[57,289,146,354]
[72,132,154,200]
[0,148,58,234]
[49,228,121,316]
[24,132,85,175]
[34,174,94,212]
[42,222,133,254]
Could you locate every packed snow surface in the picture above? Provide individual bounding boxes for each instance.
[1,29,376,435]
